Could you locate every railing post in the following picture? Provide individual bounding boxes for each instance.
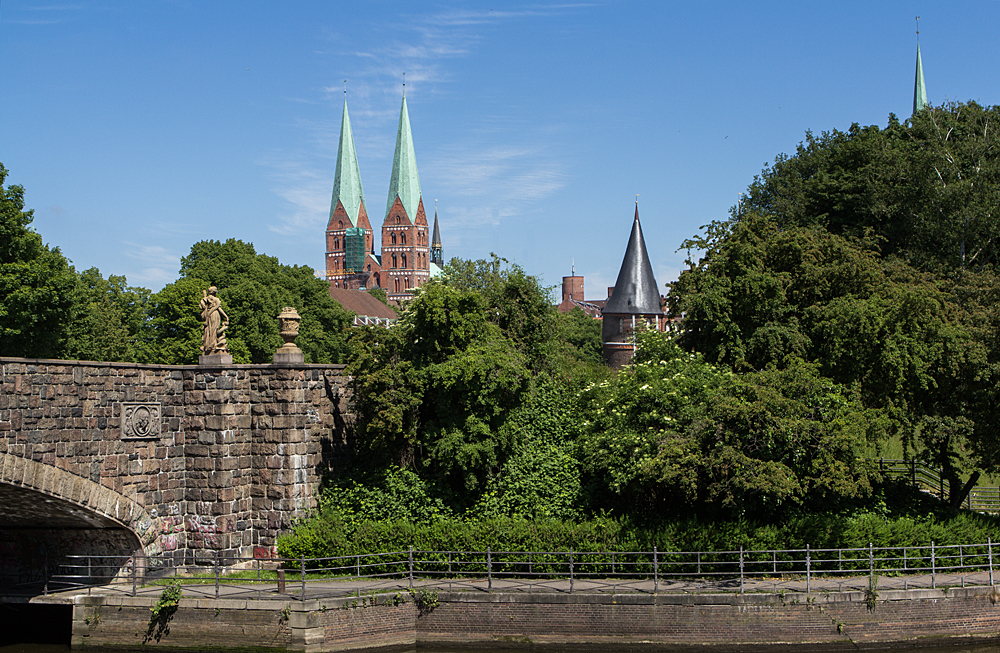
[653,547,658,593]
[699,552,703,576]
[408,547,414,590]
[215,551,220,599]
[449,552,453,575]
[806,545,811,593]
[739,547,744,594]
[989,537,994,587]
[300,555,306,600]
[356,554,360,578]
[869,542,874,587]
[569,550,574,594]
[487,547,492,591]
[911,459,916,487]
[931,541,936,589]
[131,555,136,597]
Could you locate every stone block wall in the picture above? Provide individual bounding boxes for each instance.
[0,358,349,563]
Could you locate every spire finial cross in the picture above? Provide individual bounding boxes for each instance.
[635,193,639,205]
[344,79,347,98]
[916,16,920,40]
[402,72,406,97]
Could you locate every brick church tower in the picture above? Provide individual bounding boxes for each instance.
[325,97,378,290]
[325,92,441,302]
[381,94,431,302]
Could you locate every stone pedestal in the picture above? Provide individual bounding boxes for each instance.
[272,345,304,364]
[273,306,304,364]
[199,353,233,366]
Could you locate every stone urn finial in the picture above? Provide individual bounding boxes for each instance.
[274,306,304,364]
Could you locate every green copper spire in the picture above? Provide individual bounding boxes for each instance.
[913,43,928,115]
[385,95,422,223]
[331,98,366,226]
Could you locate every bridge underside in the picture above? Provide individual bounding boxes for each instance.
[0,483,140,595]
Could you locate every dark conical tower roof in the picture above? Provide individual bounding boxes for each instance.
[604,205,662,315]
[431,208,442,247]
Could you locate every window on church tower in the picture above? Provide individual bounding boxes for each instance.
[391,233,397,245]
[401,254,407,269]
[333,237,339,250]
[401,233,406,245]
[392,254,397,268]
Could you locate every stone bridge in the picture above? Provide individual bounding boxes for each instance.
[0,357,349,586]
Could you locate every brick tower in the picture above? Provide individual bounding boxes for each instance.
[381,94,431,302]
[326,97,379,290]
[601,204,665,368]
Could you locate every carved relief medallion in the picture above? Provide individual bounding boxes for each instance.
[120,402,161,439]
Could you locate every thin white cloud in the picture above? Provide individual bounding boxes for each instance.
[262,159,331,236]
[6,3,85,24]
[424,145,567,227]
[122,244,181,288]
[267,3,585,240]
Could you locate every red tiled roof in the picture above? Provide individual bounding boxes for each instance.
[329,287,399,320]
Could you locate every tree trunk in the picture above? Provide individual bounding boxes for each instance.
[950,470,981,511]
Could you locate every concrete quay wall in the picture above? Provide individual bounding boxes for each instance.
[69,586,1000,652]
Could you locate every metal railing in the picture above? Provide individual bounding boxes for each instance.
[37,538,1000,601]
[879,458,1000,513]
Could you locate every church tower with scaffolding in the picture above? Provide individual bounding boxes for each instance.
[325,98,377,291]
[325,91,443,301]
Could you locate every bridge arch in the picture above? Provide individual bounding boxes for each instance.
[0,454,157,548]
[0,454,162,591]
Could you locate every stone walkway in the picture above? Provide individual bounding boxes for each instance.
[34,568,998,603]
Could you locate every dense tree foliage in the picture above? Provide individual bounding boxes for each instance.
[147,239,354,364]
[670,102,1000,507]
[64,268,151,362]
[0,164,76,358]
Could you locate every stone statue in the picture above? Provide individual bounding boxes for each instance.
[199,286,230,356]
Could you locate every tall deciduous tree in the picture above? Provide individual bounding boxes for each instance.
[0,164,76,358]
[670,103,1000,506]
[146,239,353,364]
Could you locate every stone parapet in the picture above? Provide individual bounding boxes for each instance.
[0,357,349,562]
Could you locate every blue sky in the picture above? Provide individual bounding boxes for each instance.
[3,2,999,298]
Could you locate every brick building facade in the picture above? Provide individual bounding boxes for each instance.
[324,95,443,303]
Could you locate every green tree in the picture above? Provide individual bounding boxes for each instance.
[0,163,76,358]
[65,268,151,362]
[670,104,1000,505]
[577,329,883,520]
[145,239,353,364]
